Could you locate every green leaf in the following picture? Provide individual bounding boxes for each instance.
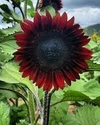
[92,50,100,64]
[87,60,100,71]
[50,102,69,125]
[0,40,18,54]
[27,0,34,10]
[62,114,79,125]
[27,8,35,17]
[62,90,90,102]
[40,6,56,17]
[0,102,10,125]
[82,79,100,99]
[10,104,29,125]
[0,24,21,39]
[75,104,100,125]
[0,40,18,65]
[0,4,11,13]
[0,61,36,93]
[92,96,100,106]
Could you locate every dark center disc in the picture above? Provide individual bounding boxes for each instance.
[34,32,69,71]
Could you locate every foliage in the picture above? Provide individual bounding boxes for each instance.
[0,0,100,125]
[0,102,10,125]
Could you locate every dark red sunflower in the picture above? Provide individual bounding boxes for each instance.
[14,11,92,91]
[39,0,62,11]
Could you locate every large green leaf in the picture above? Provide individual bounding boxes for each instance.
[0,102,10,125]
[0,40,18,54]
[62,90,90,102]
[50,102,79,125]
[0,24,21,38]
[75,105,100,125]
[0,61,36,93]
[82,79,100,99]
[0,40,18,65]
[53,77,100,106]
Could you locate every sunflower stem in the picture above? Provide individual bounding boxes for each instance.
[28,90,35,124]
[43,89,55,125]
[24,0,27,18]
[35,0,39,11]
[47,89,55,125]
[43,91,48,125]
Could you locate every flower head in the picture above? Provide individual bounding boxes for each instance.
[92,33,98,41]
[39,0,62,11]
[14,11,92,91]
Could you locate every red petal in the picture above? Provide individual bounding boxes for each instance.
[43,72,53,91]
[81,38,90,46]
[19,62,34,72]
[41,15,48,30]
[14,56,24,62]
[75,47,92,54]
[13,49,26,55]
[69,24,80,34]
[55,71,64,89]
[20,22,32,33]
[36,71,45,88]
[52,12,60,29]
[73,59,88,69]
[73,67,82,73]
[69,68,80,79]
[67,16,74,27]
[16,41,31,47]
[63,65,76,81]
[33,70,40,83]
[73,38,90,46]
[74,29,83,36]
[19,59,32,66]
[59,12,67,29]
[24,19,34,27]
[46,11,52,24]
[34,12,41,30]
[66,70,76,81]
[15,33,30,42]
[61,70,71,85]
[74,47,92,59]
[22,67,32,77]
[29,67,38,80]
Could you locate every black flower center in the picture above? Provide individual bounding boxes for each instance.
[33,32,70,71]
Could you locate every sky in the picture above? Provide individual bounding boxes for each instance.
[0,0,100,28]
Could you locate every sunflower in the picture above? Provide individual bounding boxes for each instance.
[14,11,92,91]
[39,0,62,11]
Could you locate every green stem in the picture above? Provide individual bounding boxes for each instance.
[43,91,49,125]
[35,0,39,11]
[24,0,27,18]
[19,5,25,18]
[35,90,43,120]
[42,89,55,125]
[28,90,35,124]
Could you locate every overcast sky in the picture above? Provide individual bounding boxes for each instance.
[0,0,100,28]
[61,0,100,27]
